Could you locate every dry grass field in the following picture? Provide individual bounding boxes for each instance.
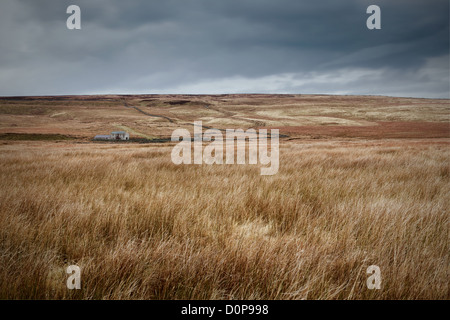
[0,94,448,299]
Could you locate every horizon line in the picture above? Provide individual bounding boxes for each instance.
[0,93,448,100]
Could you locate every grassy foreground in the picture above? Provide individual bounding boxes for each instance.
[0,139,448,299]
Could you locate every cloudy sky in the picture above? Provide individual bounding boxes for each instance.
[0,0,448,98]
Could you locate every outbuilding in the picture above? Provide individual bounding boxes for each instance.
[93,134,111,140]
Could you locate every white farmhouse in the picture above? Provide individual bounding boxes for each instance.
[110,131,130,140]
[94,131,130,141]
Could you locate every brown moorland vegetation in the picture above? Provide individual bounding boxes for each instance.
[0,94,448,299]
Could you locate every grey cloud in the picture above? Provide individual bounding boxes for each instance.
[0,0,448,97]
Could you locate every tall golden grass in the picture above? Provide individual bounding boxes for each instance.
[0,140,448,299]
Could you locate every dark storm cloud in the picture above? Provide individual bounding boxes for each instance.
[0,0,448,97]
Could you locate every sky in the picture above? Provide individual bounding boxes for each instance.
[0,0,448,98]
